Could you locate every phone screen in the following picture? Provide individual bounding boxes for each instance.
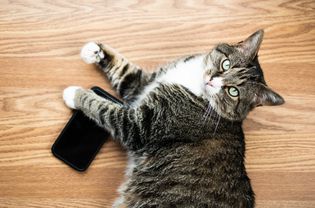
[52,86,122,171]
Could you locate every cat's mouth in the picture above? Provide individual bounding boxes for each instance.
[205,75,223,88]
[204,76,223,96]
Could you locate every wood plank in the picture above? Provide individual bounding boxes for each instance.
[0,22,314,64]
[0,199,112,208]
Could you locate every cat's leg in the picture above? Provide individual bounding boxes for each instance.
[63,86,145,150]
[80,42,155,102]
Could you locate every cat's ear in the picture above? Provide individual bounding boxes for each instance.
[254,84,285,106]
[236,30,264,61]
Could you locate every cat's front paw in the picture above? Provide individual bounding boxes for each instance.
[80,42,105,64]
[63,86,82,109]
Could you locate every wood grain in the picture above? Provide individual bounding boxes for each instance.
[0,0,314,207]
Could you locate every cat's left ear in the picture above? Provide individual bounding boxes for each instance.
[254,84,285,106]
[237,29,264,61]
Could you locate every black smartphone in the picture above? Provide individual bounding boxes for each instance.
[51,86,123,171]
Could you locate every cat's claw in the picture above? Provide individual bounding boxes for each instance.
[63,86,82,109]
[80,42,105,64]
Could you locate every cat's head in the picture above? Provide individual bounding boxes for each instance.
[203,30,284,121]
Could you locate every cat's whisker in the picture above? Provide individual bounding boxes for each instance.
[205,107,212,121]
[213,114,221,136]
[205,108,214,125]
[208,106,214,121]
[203,103,211,118]
[202,102,212,124]
[202,104,210,121]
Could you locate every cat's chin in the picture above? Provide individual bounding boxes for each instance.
[203,75,223,96]
[202,92,217,110]
[205,85,221,96]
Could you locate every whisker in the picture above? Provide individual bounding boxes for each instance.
[202,103,210,121]
[213,115,221,136]
[207,106,214,123]
[203,102,213,124]
[203,102,211,118]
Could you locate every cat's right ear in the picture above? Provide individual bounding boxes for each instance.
[253,84,285,106]
[236,30,264,61]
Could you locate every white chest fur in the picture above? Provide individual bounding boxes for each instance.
[132,55,206,106]
[159,55,205,95]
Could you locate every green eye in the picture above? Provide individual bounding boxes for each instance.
[221,59,231,71]
[228,87,239,97]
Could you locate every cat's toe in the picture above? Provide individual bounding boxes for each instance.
[63,86,82,109]
[80,42,105,64]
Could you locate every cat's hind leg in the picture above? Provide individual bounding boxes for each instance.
[80,42,154,103]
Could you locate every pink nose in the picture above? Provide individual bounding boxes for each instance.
[208,77,223,88]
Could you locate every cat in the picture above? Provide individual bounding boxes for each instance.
[63,30,284,208]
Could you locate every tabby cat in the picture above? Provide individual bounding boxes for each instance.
[63,30,284,208]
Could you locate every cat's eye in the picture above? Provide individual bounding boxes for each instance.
[228,87,239,97]
[221,59,231,71]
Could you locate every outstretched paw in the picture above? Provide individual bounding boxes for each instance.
[63,86,82,109]
[80,42,105,64]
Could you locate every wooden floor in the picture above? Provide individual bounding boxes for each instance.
[0,0,314,207]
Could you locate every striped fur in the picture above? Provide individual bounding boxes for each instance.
[97,43,156,103]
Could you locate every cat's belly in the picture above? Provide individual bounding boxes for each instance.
[118,141,253,207]
[131,55,206,107]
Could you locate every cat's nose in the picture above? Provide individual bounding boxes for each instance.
[207,77,223,88]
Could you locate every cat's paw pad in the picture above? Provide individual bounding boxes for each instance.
[80,42,105,64]
[63,86,82,109]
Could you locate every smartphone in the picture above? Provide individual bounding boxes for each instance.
[51,86,123,171]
